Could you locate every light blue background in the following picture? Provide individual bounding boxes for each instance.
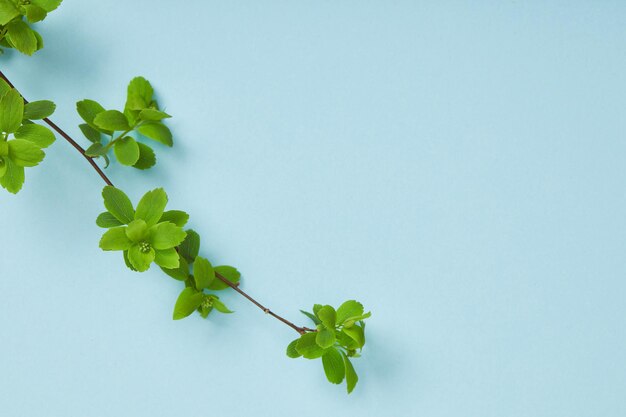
[1,1,625,415]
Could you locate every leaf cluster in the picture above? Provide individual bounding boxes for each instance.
[77,77,172,170]
[97,186,240,321]
[287,301,371,393]
[0,78,55,193]
[0,0,61,55]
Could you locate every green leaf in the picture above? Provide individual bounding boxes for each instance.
[341,352,358,394]
[32,29,43,51]
[31,0,62,12]
[6,21,38,56]
[295,333,326,359]
[132,142,156,170]
[300,310,321,326]
[159,210,189,227]
[210,265,241,290]
[286,339,302,358]
[24,5,47,23]
[126,77,154,111]
[0,158,24,194]
[149,222,186,250]
[154,248,179,269]
[316,305,337,329]
[178,229,200,262]
[123,250,137,271]
[342,325,365,348]
[160,255,189,281]
[85,143,107,157]
[316,328,336,349]
[125,219,148,242]
[135,187,167,227]
[342,312,372,328]
[93,110,130,132]
[137,122,172,147]
[102,186,135,224]
[76,99,111,134]
[96,212,123,228]
[23,100,55,120]
[0,79,10,97]
[173,287,204,320]
[139,109,171,121]
[313,304,323,316]
[0,89,24,133]
[211,297,233,314]
[79,123,101,143]
[113,136,140,166]
[193,256,215,290]
[322,348,345,384]
[127,243,155,272]
[8,140,44,167]
[0,0,19,25]
[336,300,364,325]
[14,124,55,148]
[99,227,132,251]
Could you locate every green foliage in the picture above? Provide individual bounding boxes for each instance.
[289,300,371,393]
[76,77,172,170]
[98,187,186,272]
[0,0,61,55]
[0,79,56,193]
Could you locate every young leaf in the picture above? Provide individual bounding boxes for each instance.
[102,186,135,224]
[173,287,204,320]
[149,222,186,250]
[114,136,140,166]
[316,305,337,330]
[8,140,45,167]
[286,339,302,358]
[23,100,56,120]
[85,143,108,157]
[295,333,326,359]
[96,212,123,228]
[0,158,25,194]
[0,0,19,25]
[159,210,189,227]
[322,348,345,384]
[210,266,241,290]
[14,124,55,148]
[0,89,24,133]
[139,109,170,121]
[6,21,37,56]
[125,219,148,242]
[336,300,364,325]
[99,227,133,251]
[93,110,130,132]
[31,0,62,12]
[341,352,358,394]
[316,328,336,349]
[178,229,200,262]
[161,255,189,281]
[193,256,215,290]
[342,325,365,348]
[126,77,154,110]
[24,5,47,23]
[135,187,168,227]
[76,99,112,134]
[211,297,233,314]
[300,310,321,326]
[133,142,156,170]
[137,122,172,147]
[154,248,179,269]
[127,244,155,272]
[79,123,101,143]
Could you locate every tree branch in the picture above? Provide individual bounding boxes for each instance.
[0,68,313,335]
